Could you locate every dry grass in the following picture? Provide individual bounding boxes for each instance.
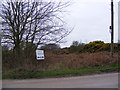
[29,51,118,71]
[3,51,119,72]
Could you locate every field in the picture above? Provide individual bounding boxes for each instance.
[2,51,119,79]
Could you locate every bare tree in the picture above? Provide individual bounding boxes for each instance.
[0,0,71,54]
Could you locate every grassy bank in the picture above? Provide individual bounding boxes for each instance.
[3,64,119,79]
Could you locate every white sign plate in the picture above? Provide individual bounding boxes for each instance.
[36,50,45,60]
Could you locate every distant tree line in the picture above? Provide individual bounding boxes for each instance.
[42,41,120,54]
[40,43,60,50]
[3,40,120,53]
[67,40,120,53]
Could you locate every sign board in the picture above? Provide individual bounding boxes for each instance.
[36,50,45,60]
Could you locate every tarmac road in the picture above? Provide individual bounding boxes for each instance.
[2,73,119,88]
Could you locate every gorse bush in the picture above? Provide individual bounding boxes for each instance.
[84,41,105,52]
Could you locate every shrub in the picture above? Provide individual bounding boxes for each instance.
[99,43,110,51]
[84,41,104,52]
[69,43,85,53]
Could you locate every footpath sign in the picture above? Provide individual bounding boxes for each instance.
[36,50,45,60]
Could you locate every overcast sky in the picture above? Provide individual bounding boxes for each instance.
[60,0,119,48]
[0,0,119,48]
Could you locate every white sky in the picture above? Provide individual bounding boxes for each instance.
[60,0,119,48]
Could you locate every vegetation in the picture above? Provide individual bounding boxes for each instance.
[65,41,120,53]
[3,64,119,79]
[1,0,119,80]
[2,43,119,79]
[2,38,120,79]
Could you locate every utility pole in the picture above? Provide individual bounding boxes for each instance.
[111,0,114,57]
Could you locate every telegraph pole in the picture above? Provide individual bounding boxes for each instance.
[111,0,114,57]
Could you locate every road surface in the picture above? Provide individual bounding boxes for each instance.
[2,73,118,88]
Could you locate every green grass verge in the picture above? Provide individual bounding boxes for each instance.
[3,64,120,79]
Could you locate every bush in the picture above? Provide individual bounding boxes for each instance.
[98,43,110,51]
[83,41,120,52]
[84,41,104,52]
[69,43,85,53]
